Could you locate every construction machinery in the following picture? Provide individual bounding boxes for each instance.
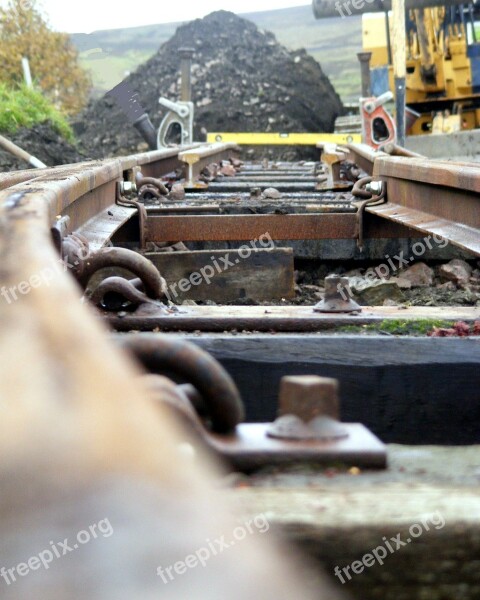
[313,0,480,135]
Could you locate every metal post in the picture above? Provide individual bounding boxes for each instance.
[385,11,393,65]
[21,57,32,88]
[392,0,406,146]
[179,47,194,103]
[357,52,372,97]
[0,134,46,168]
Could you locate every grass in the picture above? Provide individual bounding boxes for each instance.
[339,319,455,336]
[0,83,74,141]
[78,50,153,95]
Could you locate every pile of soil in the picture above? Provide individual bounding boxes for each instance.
[0,122,86,172]
[75,10,343,160]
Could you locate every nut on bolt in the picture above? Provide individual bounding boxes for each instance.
[267,375,349,441]
[365,180,383,195]
[314,274,361,313]
[278,375,339,421]
[119,181,137,195]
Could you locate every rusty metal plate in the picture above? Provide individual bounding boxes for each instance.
[146,213,358,242]
[207,423,387,471]
[76,204,136,251]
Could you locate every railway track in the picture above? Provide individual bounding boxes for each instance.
[1,141,480,598]
[1,140,479,433]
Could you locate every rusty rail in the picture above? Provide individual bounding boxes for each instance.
[370,156,480,255]
[1,141,479,269]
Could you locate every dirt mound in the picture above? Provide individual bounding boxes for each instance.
[0,122,87,172]
[76,10,343,160]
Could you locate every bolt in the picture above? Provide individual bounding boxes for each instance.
[357,51,372,97]
[278,375,340,422]
[179,47,194,103]
[314,274,361,313]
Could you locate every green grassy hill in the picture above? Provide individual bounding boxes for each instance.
[72,5,362,103]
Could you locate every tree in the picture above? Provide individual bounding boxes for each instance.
[0,0,91,114]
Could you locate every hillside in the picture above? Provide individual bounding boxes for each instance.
[72,5,362,102]
[75,11,342,160]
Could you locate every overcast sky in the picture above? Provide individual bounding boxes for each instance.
[9,0,310,33]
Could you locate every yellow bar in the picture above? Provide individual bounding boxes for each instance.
[206,132,361,145]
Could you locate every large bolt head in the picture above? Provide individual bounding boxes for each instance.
[278,375,340,421]
[314,274,361,313]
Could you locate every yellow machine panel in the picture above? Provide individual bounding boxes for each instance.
[363,8,480,134]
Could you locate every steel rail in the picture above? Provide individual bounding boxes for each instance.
[0,144,237,249]
[370,156,480,256]
[1,142,479,263]
[346,143,388,175]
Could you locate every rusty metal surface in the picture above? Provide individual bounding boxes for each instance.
[220,175,319,182]
[371,156,480,255]
[118,335,245,433]
[116,185,147,249]
[90,276,164,311]
[106,305,480,333]
[136,172,169,201]
[314,275,362,313]
[208,423,387,471]
[380,143,424,158]
[207,181,319,192]
[0,169,45,190]
[77,246,167,299]
[278,375,340,420]
[346,143,387,175]
[141,374,386,471]
[374,156,480,194]
[1,152,344,600]
[179,142,240,183]
[367,201,480,255]
[146,213,359,242]
[0,147,200,250]
[75,204,136,251]
[137,366,386,470]
[267,375,349,442]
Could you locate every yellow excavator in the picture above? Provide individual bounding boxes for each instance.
[313,0,480,136]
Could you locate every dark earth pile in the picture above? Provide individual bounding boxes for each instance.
[75,11,343,160]
[0,122,86,172]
